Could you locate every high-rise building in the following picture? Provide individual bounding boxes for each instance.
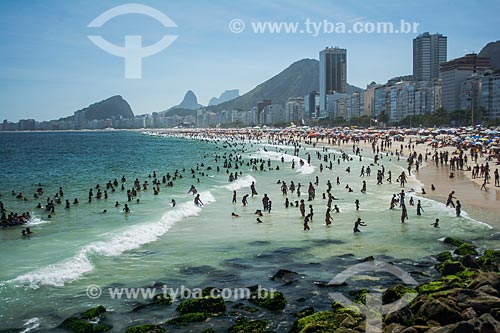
[441,54,491,112]
[304,91,320,121]
[481,72,500,119]
[413,32,447,81]
[319,47,347,115]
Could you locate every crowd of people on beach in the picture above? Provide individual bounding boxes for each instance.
[3,126,499,238]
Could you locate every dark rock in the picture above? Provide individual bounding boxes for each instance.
[469,272,500,292]
[58,317,95,333]
[400,328,418,333]
[439,261,466,276]
[460,255,480,269]
[383,284,418,304]
[477,250,500,271]
[289,311,340,333]
[132,294,172,312]
[443,237,465,247]
[454,243,478,256]
[361,256,375,262]
[384,306,414,326]
[270,269,299,284]
[490,307,500,321]
[176,297,226,315]
[474,313,500,333]
[462,292,500,315]
[124,324,165,333]
[436,252,453,263]
[416,298,462,325]
[461,307,477,320]
[249,290,287,311]
[232,302,258,313]
[167,312,207,325]
[228,317,268,333]
[81,305,106,320]
[383,323,406,333]
[293,306,314,318]
[434,321,474,333]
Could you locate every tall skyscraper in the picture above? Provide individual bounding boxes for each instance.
[319,47,347,114]
[413,32,447,81]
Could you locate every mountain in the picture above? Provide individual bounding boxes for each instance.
[479,40,500,70]
[71,95,133,121]
[208,89,240,106]
[209,59,362,111]
[169,90,203,110]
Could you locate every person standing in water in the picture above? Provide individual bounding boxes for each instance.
[431,218,440,228]
[232,191,237,204]
[242,194,249,206]
[303,213,311,231]
[416,200,424,216]
[250,181,258,196]
[455,200,461,217]
[123,204,130,213]
[353,218,366,233]
[194,194,204,207]
[325,208,333,226]
[299,199,305,217]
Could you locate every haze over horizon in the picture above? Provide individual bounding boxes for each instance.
[1,0,499,121]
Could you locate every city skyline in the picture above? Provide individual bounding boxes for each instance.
[1,0,500,121]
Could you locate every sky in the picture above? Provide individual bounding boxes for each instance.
[1,0,499,121]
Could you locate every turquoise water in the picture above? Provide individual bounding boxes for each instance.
[0,131,498,332]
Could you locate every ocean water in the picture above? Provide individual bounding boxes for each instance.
[0,131,498,332]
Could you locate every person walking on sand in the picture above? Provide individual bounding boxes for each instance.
[480,177,488,191]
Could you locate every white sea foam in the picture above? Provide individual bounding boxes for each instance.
[8,192,216,288]
[223,175,256,191]
[26,215,49,226]
[250,150,315,175]
[20,317,40,333]
[416,195,493,229]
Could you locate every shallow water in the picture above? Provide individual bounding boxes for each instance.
[0,131,498,331]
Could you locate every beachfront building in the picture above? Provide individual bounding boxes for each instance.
[413,32,447,81]
[481,71,500,119]
[440,54,491,112]
[286,97,305,125]
[262,104,286,125]
[326,92,347,119]
[304,91,320,121]
[319,47,347,117]
[459,75,482,114]
[371,80,442,123]
[364,82,381,117]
